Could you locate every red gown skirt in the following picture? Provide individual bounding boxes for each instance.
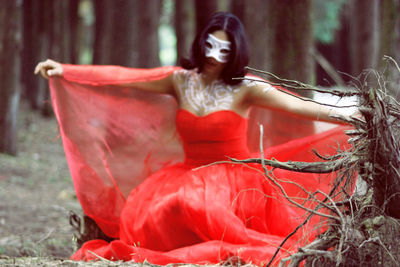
[49,65,352,265]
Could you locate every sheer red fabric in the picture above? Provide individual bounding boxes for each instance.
[49,65,352,265]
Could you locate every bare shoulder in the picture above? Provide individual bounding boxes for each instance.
[172,68,193,84]
[238,76,275,96]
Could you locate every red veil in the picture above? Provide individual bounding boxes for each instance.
[49,64,351,241]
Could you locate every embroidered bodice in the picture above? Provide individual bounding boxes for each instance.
[172,69,276,165]
[173,69,273,116]
[173,69,241,115]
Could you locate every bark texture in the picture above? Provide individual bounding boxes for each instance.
[0,0,22,155]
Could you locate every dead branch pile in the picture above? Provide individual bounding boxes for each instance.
[241,57,400,266]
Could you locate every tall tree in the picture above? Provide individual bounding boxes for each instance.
[349,0,380,76]
[195,0,217,35]
[36,0,79,116]
[37,0,53,116]
[93,0,161,67]
[378,0,399,69]
[230,0,245,23]
[395,3,400,65]
[175,0,195,63]
[241,0,269,71]
[69,0,80,64]
[0,0,22,155]
[22,0,78,115]
[242,1,316,148]
[50,0,79,63]
[379,0,400,99]
[109,0,138,66]
[22,0,42,109]
[396,3,400,63]
[137,0,162,67]
[265,0,314,92]
[92,0,115,64]
[243,0,313,92]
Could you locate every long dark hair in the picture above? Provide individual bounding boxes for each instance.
[181,12,249,85]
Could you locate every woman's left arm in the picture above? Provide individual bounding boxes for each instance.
[244,82,351,124]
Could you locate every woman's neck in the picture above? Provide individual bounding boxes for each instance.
[200,70,221,84]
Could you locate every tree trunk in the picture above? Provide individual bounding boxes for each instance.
[93,0,115,64]
[244,0,315,148]
[195,0,217,35]
[243,0,269,70]
[175,0,195,64]
[230,0,245,24]
[136,0,161,67]
[22,0,38,101]
[0,0,22,155]
[93,0,160,67]
[40,0,77,117]
[69,0,80,64]
[265,0,314,92]
[109,0,138,66]
[349,0,380,76]
[36,0,52,116]
[379,0,399,66]
[22,0,47,111]
[395,3,400,64]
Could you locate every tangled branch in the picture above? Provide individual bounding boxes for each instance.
[239,57,400,266]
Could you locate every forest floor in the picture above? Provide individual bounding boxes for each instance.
[0,102,81,266]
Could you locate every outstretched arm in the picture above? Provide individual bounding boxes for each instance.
[244,82,351,124]
[34,59,177,96]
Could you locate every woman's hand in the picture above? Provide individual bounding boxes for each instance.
[34,59,63,79]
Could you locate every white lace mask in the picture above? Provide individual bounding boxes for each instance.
[205,34,231,63]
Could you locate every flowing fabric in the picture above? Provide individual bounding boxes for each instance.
[49,65,352,265]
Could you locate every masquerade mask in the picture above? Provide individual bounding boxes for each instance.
[205,34,231,63]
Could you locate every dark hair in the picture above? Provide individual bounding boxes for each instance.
[180,12,249,85]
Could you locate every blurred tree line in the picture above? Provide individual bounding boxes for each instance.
[0,0,399,155]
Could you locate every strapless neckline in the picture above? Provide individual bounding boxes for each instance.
[176,108,250,165]
[177,108,247,120]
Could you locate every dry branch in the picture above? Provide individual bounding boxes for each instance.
[243,58,400,266]
[230,157,355,174]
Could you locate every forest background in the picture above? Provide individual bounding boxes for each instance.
[1,0,400,155]
[0,0,399,263]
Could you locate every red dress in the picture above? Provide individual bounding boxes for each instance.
[49,65,351,265]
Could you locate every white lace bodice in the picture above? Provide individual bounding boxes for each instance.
[173,69,273,115]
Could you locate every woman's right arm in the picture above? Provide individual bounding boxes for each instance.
[117,75,175,95]
[34,59,176,96]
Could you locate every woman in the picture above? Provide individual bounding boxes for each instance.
[35,12,352,265]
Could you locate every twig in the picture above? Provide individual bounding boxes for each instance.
[237,76,358,108]
[257,124,342,266]
[359,236,398,264]
[87,250,115,263]
[311,47,346,87]
[245,66,359,96]
[278,238,337,267]
[36,228,55,244]
[383,55,400,74]
[230,157,353,173]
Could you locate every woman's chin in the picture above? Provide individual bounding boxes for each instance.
[204,62,224,73]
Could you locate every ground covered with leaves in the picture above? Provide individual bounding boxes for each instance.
[0,102,81,265]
